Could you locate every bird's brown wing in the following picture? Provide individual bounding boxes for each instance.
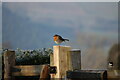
[58,35,65,41]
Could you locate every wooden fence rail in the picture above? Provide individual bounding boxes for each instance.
[12,65,42,76]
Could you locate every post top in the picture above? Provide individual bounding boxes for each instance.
[53,45,71,47]
[70,49,81,52]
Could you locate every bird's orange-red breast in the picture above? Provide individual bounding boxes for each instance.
[53,35,59,41]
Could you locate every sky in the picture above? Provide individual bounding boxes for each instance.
[2,2,118,50]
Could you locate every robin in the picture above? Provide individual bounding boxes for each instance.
[53,34,69,44]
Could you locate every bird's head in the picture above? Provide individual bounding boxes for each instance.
[53,34,59,37]
[53,34,59,41]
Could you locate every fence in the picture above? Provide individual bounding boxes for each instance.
[2,46,120,80]
[3,50,44,80]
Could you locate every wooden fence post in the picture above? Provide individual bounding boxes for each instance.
[69,49,81,71]
[4,50,15,80]
[51,46,71,79]
[50,53,54,66]
[50,46,81,79]
[39,65,50,80]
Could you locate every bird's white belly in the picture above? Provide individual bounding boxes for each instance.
[55,40,62,44]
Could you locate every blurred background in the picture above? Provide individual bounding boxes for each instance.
[2,2,118,69]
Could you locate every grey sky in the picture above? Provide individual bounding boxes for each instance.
[4,2,118,34]
[2,2,118,50]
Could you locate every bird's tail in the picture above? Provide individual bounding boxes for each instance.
[64,39,69,41]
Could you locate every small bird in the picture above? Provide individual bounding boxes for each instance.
[108,62,113,67]
[53,34,69,44]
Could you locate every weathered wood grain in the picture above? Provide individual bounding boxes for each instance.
[12,65,42,76]
[4,50,15,80]
[69,49,81,71]
[52,46,71,78]
[39,65,50,80]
